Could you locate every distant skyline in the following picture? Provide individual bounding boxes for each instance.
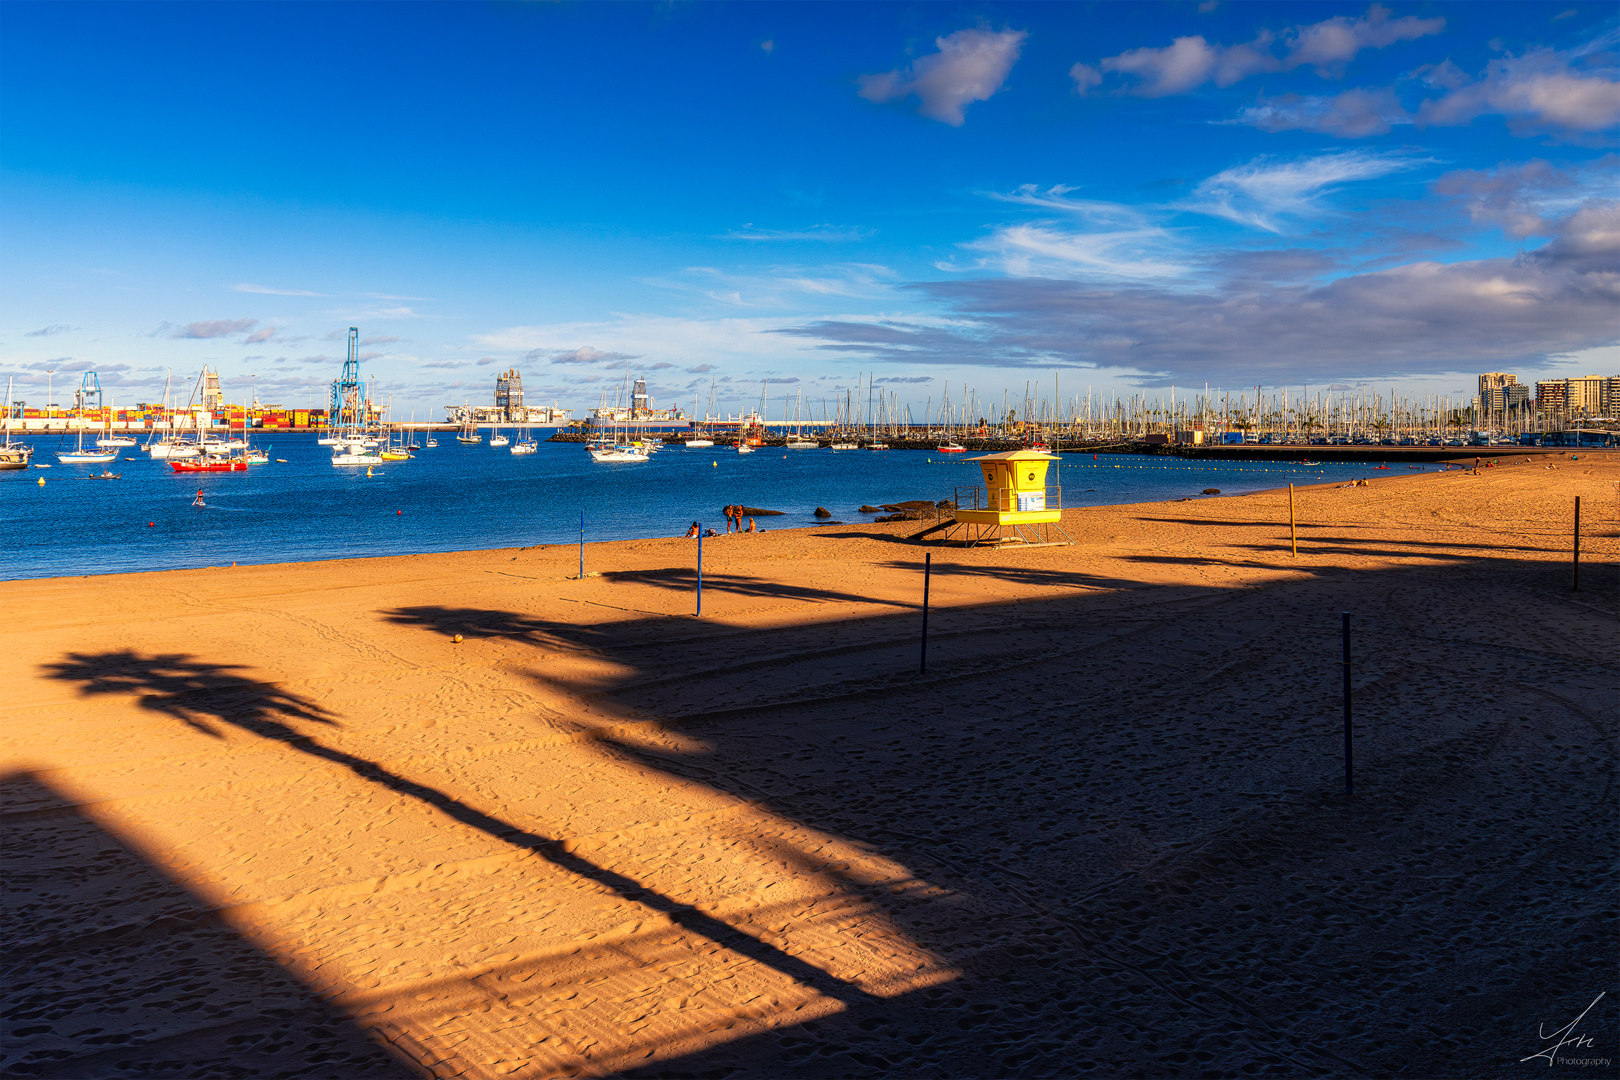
[3,1,1616,419]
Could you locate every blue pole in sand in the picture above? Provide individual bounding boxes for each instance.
[579,511,584,580]
[696,525,703,617]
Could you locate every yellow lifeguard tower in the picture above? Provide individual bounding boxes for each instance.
[943,449,1071,547]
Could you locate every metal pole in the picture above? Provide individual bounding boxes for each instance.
[1572,495,1581,591]
[1342,611,1353,798]
[1289,484,1297,557]
[920,553,931,674]
[579,511,585,580]
[696,525,703,616]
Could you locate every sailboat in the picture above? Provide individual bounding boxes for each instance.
[510,418,537,455]
[488,427,510,448]
[0,377,33,470]
[686,375,717,447]
[455,405,482,444]
[172,399,249,471]
[95,398,137,448]
[785,389,816,448]
[58,405,118,464]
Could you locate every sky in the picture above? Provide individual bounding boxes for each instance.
[2,0,1616,420]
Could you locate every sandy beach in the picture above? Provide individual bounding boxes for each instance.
[3,454,1615,1079]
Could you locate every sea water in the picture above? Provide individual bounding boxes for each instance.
[0,435,1406,580]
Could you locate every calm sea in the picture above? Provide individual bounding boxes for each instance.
[0,435,1412,581]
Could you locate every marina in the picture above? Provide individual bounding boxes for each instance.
[0,433,1404,581]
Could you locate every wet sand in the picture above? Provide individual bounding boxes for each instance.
[3,454,1616,1078]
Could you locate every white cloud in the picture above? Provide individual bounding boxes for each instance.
[243,326,278,344]
[1417,46,1620,135]
[859,28,1026,126]
[1181,151,1421,232]
[233,283,325,296]
[1087,4,1443,97]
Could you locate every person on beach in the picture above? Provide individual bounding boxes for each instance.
[746,516,757,533]
[685,522,700,538]
[721,506,734,533]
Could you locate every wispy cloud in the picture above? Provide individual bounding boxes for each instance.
[536,345,642,366]
[1235,87,1411,137]
[859,27,1026,126]
[172,318,258,339]
[1181,151,1422,232]
[24,324,78,337]
[1073,4,1444,97]
[243,326,278,344]
[233,282,325,296]
[969,223,1188,280]
[721,224,874,242]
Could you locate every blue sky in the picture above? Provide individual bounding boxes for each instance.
[3,1,1616,419]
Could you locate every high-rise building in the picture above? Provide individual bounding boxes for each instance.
[201,367,223,410]
[495,368,523,422]
[632,376,650,418]
[1534,375,1620,418]
[1477,372,1519,412]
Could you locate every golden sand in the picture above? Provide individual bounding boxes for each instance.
[3,454,1615,1078]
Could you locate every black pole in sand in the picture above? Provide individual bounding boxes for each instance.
[920,552,932,674]
[1573,495,1581,592]
[696,526,703,617]
[1342,611,1353,798]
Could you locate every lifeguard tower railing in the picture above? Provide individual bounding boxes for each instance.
[952,482,1062,514]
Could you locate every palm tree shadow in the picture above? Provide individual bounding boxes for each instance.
[47,650,338,739]
[42,649,875,1012]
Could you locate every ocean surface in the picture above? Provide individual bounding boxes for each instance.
[0,434,1416,580]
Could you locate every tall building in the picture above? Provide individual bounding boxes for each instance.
[1535,380,1569,414]
[632,376,650,418]
[1477,372,1519,412]
[1534,375,1620,418]
[495,368,523,422]
[201,367,223,410]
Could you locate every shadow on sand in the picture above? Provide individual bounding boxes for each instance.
[1,769,414,1079]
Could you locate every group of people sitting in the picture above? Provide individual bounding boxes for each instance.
[685,506,761,538]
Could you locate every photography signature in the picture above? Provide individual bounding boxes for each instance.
[1522,992,1606,1067]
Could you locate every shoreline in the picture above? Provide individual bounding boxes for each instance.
[0,453,1527,584]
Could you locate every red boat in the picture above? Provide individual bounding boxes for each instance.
[170,457,246,472]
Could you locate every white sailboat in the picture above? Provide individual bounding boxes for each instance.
[489,428,510,448]
[510,420,537,455]
[58,422,118,464]
[1,377,32,470]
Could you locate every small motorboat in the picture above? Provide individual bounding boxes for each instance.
[80,470,121,479]
[937,442,967,453]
